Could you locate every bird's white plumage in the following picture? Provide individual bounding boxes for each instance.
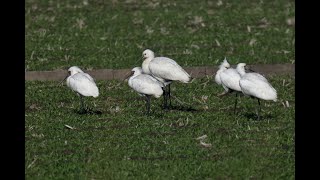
[142,49,191,85]
[66,66,99,98]
[220,68,242,92]
[236,63,277,101]
[215,57,231,85]
[128,67,163,98]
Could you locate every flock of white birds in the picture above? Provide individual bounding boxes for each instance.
[60,49,277,119]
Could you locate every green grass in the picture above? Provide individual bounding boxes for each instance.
[25,0,295,178]
[25,0,295,71]
[25,75,295,179]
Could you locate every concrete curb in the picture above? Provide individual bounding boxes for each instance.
[25,64,294,81]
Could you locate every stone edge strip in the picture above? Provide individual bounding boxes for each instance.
[25,64,294,81]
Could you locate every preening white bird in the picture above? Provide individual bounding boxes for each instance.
[236,63,277,120]
[128,67,164,114]
[215,57,230,86]
[141,49,192,109]
[59,66,99,112]
[219,59,243,114]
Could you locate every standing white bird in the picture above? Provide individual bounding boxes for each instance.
[236,63,277,120]
[219,59,242,114]
[215,57,231,96]
[59,66,99,113]
[215,57,230,86]
[141,49,191,109]
[127,67,164,114]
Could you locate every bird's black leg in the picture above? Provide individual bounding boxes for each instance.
[79,95,86,113]
[257,98,261,120]
[145,95,151,114]
[168,84,172,109]
[162,87,168,110]
[234,93,238,115]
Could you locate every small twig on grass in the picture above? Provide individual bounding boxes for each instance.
[27,157,37,169]
[196,134,208,140]
[65,124,76,130]
[200,141,212,148]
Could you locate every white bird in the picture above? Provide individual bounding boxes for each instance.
[215,58,230,85]
[219,59,243,114]
[59,66,99,112]
[236,63,277,120]
[141,49,192,109]
[127,67,164,114]
[215,57,231,96]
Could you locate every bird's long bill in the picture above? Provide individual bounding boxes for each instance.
[57,75,68,87]
[123,71,134,82]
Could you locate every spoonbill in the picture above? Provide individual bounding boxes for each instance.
[141,49,191,109]
[219,60,243,114]
[236,63,277,120]
[59,66,99,112]
[127,67,164,114]
[214,57,231,96]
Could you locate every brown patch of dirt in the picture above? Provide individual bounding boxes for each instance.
[144,131,177,137]
[62,149,75,155]
[170,122,200,129]
[129,154,189,161]
[25,103,41,112]
[76,124,130,131]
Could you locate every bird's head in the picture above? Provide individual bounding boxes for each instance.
[237,63,246,69]
[142,49,155,60]
[237,63,255,72]
[68,66,84,76]
[131,67,143,75]
[123,67,142,82]
[58,66,83,87]
[221,57,231,68]
[236,63,247,72]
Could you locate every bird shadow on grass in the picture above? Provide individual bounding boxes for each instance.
[73,108,103,115]
[167,105,198,112]
[242,112,274,121]
[135,106,197,117]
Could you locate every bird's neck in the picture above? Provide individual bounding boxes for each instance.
[217,67,226,74]
[237,67,246,76]
[142,58,152,74]
[128,73,139,87]
[70,71,80,76]
[66,76,72,87]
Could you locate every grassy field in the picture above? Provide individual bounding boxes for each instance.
[25,0,295,178]
[25,0,295,71]
[25,75,295,179]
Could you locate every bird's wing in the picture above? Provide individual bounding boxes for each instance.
[248,73,268,83]
[150,57,190,82]
[240,75,277,100]
[68,73,99,97]
[142,74,165,87]
[82,73,95,82]
[215,69,222,85]
[131,75,163,95]
[220,69,241,91]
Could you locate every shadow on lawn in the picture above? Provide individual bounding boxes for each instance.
[74,108,103,115]
[167,105,198,112]
[242,112,275,121]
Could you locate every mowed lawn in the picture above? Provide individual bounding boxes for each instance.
[25,0,295,179]
[25,75,295,179]
[25,0,295,71]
